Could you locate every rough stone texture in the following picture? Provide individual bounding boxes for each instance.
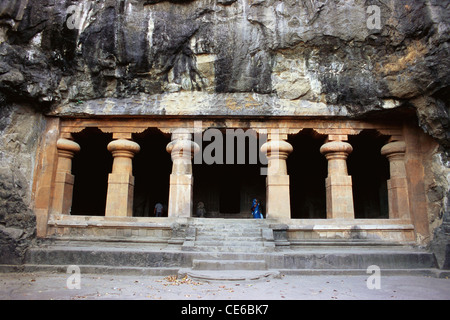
[0,0,446,145]
[0,104,44,264]
[0,1,447,120]
[0,0,449,264]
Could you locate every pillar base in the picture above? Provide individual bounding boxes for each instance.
[266,175,291,220]
[168,174,194,218]
[52,172,75,215]
[325,175,354,219]
[105,173,135,217]
[387,177,410,219]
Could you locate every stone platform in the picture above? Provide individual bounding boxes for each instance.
[7,241,443,280]
[2,218,445,280]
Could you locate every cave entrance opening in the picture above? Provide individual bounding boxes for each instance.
[71,128,112,216]
[288,129,328,219]
[132,128,172,217]
[348,129,390,219]
[193,129,266,219]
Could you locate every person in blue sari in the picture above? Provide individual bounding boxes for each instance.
[251,199,263,219]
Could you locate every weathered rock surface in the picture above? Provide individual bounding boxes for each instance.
[0,1,447,135]
[0,104,44,264]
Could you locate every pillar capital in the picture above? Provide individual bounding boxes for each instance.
[260,139,293,161]
[56,138,80,159]
[381,140,406,160]
[107,139,140,176]
[107,138,140,158]
[166,139,200,160]
[320,140,353,176]
[320,140,353,160]
[381,140,407,178]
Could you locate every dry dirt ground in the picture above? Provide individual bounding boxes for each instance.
[0,272,449,301]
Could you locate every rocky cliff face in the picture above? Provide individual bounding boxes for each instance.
[0,0,449,263]
[0,104,43,264]
[1,1,448,132]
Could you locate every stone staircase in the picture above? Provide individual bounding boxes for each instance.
[181,218,276,253]
[178,219,281,280]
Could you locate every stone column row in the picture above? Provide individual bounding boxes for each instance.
[52,131,410,221]
[260,134,410,221]
[52,131,200,218]
[52,136,140,217]
[260,135,355,220]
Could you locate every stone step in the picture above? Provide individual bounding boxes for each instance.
[178,269,282,281]
[192,259,267,270]
[277,250,438,270]
[196,229,262,237]
[189,218,270,225]
[196,230,262,238]
[278,268,449,277]
[182,245,271,253]
[289,240,416,247]
[196,229,262,236]
[190,225,269,232]
[194,238,264,244]
[191,240,266,247]
[25,245,190,268]
[0,264,179,276]
[21,241,440,276]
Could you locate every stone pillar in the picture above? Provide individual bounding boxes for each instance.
[320,139,354,219]
[52,138,81,215]
[105,138,140,217]
[260,134,293,220]
[381,140,410,220]
[166,130,200,218]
